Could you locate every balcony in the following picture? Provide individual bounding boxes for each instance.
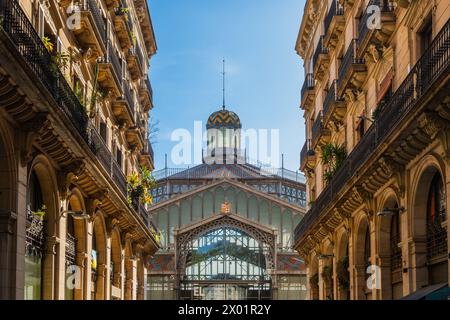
[103,0,120,10]
[114,3,134,50]
[126,113,145,150]
[98,42,123,97]
[139,77,154,112]
[89,125,112,172]
[0,0,89,139]
[312,36,330,81]
[337,39,367,96]
[323,80,346,127]
[112,160,127,196]
[71,0,107,59]
[357,0,396,60]
[311,112,330,149]
[300,73,315,111]
[294,18,450,247]
[112,80,135,125]
[127,45,145,80]
[300,140,316,172]
[323,0,345,49]
[140,139,154,170]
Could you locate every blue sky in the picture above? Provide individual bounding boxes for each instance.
[148,0,306,171]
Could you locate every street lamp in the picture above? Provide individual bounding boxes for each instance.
[357,115,374,124]
[318,254,334,260]
[59,210,90,220]
[377,207,405,217]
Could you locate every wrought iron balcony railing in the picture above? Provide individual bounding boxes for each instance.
[301,73,314,103]
[80,0,107,45]
[357,0,395,51]
[106,41,123,85]
[112,159,127,196]
[300,139,315,172]
[323,80,344,119]
[144,77,153,102]
[294,18,450,245]
[311,111,327,148]
[324,0,344,35]
[313,36,329,68]
[338,39,365,90]
[122,80,134,115]
[89,125,112,172]
[0,0,89,139]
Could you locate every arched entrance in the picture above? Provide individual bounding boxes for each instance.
[25,156,59,300]
[412,165,448,288]
[336,230,350,300]
[175,214,276,300]
[377,194,403,299]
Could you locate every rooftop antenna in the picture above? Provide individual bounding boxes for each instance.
[222,58,226,110]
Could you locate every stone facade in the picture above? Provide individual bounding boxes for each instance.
[0,0,159,300]
[295,0,450,299]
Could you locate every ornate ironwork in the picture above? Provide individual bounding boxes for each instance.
[0,0,89,140]
[25,208,45,258]
[337,39,365,90]
[80,0,107,45]
[313,36,329,68]
[324,0,344,35]
[294,18,450,244]
[65,233,77,266]
[301,73,314,102]
[112,160,127,196]
[176,215,276,272]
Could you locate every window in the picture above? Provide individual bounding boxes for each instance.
[100,121,107,143]
[356,115,365,142]
[390,207,402,271]
[418,17,433,56]
[116,147,122,168]
[74,76,85,106]
[38,5,45,39]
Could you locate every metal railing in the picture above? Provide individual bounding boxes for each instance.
[301,73,314,102]
[129,44,144,71]
[122,80,134,115]
[313,36,329,68]
[311,112,324,147]
[338,39,365,89]
[89,125,112,172]
[294,18,450,244]
[112,160,127,196]
[0,0,89,140]
[152,165,306,184]
[358,0,395,49]
[103,41,123,86]
[80,0,107,45]
[324,0,344,34]
[323,80,343,118]
[300,141,308,170]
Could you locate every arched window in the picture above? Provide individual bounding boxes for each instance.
[25,171,45,300]
[426,172,447,285]
[91,229,98,300]
[65,208,76,300]
[390,207,402,271]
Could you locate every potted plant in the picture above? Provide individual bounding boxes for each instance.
[336,256,350,291]
[321,265,333,285]
[310,273,319,287]
[321,143,347,183]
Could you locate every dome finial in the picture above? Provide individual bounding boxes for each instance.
[222,58,226,110]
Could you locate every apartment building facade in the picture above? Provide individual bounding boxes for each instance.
[295,0,449,300]
[0,0,159,299]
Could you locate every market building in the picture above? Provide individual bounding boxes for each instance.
[146,107,308,300]
[295,0,450,299]
[0,0,159,299]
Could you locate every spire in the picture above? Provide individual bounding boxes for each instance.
[221,58,226,110]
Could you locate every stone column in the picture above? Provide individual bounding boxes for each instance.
[42,236,59,300]
[96,263,106,300]
[318,258,325,300]
[375,254,392,300]
[0,211,18,300]
[354,264,366,300]
[409,237,428,292]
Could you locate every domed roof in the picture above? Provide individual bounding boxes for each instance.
[206,108,242,129]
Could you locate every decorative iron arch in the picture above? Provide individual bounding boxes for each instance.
[175,215,276,274]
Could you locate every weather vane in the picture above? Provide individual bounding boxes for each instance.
[222,58,226,110]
